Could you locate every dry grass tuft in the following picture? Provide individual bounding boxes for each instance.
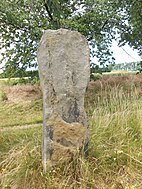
[4,84,42,103]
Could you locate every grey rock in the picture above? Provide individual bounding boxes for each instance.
[37,29,90,170]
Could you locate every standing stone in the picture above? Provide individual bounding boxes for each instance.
[37,29,90,171]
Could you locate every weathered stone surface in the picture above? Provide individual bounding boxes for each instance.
[37,29,90,169]
[46,115,88,165]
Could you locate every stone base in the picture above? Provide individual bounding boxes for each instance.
[46,115,88,165]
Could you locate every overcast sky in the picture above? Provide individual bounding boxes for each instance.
[91,40,141,65]
[112,41,141,64]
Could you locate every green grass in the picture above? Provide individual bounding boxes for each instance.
[0,76,142,188]
[0,80,42,127]
[0,127,43,189]
[1,101,141,188]
[0,100,42,127]
[0,127,42,156]
[89,109,142,170]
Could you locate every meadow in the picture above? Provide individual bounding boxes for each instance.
[0,74,142,189]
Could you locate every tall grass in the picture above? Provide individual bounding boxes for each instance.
[0,75,142,188]
[86,75,142,115]
[0,128,94,189]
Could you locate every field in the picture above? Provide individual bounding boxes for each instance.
[0,81,42,127]
[0,75,142,189]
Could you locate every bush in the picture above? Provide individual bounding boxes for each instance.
[0,90,8,101]
[90,73,102,81]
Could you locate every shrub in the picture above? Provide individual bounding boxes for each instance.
[0,90,8,101]
[90,73,102,81]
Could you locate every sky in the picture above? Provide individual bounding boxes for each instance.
[112,41,141,64]
[91,40,141,65]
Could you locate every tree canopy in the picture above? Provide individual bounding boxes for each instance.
[0,0,142,76]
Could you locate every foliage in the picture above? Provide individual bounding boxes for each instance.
[137,61,142,73]
[91,63,113,74]
[118,0,142,56]
[90,72,102,81]
[112,61,142,72]
[0,70,39,84]
[0,0,142,76]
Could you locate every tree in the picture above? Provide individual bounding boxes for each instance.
[0,0,142,75]
[117,0,142,56]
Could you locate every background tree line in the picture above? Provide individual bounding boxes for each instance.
[112,61,142,72]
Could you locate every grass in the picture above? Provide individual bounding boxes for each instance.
[0,79,42,127]
[102,70,139,76]
[0,75,142,188]
[0,100,42,127]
